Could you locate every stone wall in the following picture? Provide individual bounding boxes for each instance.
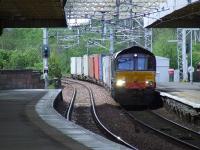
[0,70,44,89]
[161,96,200,125]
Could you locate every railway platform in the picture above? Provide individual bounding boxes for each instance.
[156,82,200,123]
[0,89,129,150]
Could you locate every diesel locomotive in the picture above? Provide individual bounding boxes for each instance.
[111,46,156,105]
[70,46,156,106]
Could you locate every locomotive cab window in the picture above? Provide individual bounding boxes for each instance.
[147,55,156,71]
[116,53,155,71]
[117,56,134,70]
[136,56,148,70]
[136,54,155,71]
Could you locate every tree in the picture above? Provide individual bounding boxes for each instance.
[0,49,10,69]
[153,28,177,69]
[8,48,41,69]
[48,49,62,79]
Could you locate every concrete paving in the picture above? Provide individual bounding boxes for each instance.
[0,89,90,150]
[35,89,130,150]
[0,89,130,150]
[157,82,200,109]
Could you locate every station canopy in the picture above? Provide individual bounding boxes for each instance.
[64,0,166,26]
[144,0,200,28]
[0,0,166,28]
[0,0,66,28]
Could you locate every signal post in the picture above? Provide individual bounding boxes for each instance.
[42,28,49,89]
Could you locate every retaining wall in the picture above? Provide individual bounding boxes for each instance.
[161,96,200,125]
[0,70,44,89]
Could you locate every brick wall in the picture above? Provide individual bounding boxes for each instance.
[0,70,44,89]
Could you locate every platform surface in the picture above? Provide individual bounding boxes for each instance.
[0,89,130,150]
[0,89,90,150]
[157,82,200,108]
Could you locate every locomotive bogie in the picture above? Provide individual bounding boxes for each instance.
[112,88,155,106]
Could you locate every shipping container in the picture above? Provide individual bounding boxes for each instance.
[70,57,77,75]
[93,54,100,80]
[102,56,111,88]
[108,56,112,88]
[89,55,95,78]
[156,56,169,82]
[99,54,104,81]
[83,55,89,77]
[76,57,83,75]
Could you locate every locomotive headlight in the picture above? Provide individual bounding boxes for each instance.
[116,79,126,87]
[145,80,153,86]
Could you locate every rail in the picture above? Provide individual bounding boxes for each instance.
[62,78,138,150]
[124,109,200,150]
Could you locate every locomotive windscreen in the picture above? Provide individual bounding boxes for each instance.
[116,53,155,71]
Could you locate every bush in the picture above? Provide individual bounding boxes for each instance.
[48,49,62,79]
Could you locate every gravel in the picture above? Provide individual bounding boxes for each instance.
[56,79,192,150]
[153,105,200,133]
[60,81,104,136]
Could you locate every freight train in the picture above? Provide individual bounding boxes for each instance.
[70,46,156,106]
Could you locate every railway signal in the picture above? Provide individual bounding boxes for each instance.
[42,45,50,58]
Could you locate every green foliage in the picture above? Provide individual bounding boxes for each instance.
[8,48,41,69]
[0,28,200,77]
[153,28,200,69]
[33,62,43,70]
[192,43,200,68]
[9,50,27,69]
[153,28,177,68]
[0,49,11,69]
[48,49,62,79]
[0,28,42,50]
[0,28,43,70]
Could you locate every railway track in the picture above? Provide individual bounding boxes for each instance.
[124,109,200,150]
[62,79,138,150]
[63,82,76,120]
